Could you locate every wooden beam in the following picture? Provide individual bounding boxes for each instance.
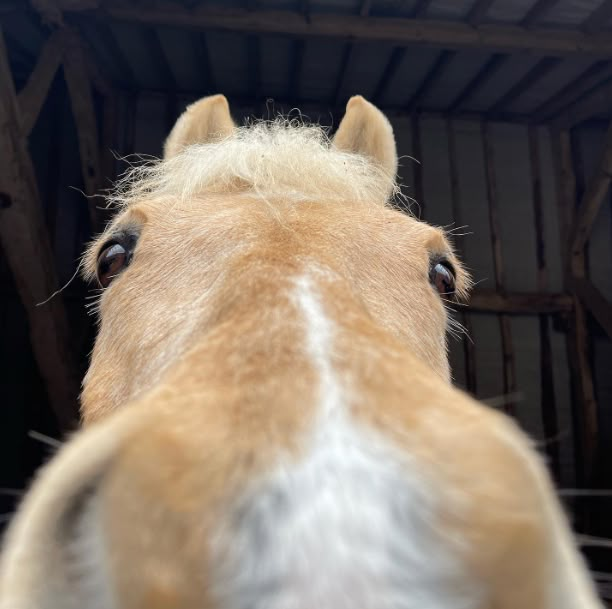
[58,3,612,57]
[17,29,66,136]
[466,0,496,24]
[406,50,455,113]
[528,125,560,478]
[449,53,507,112]
[553,128,597,480]
[0,30,79,430]
[446,118,477,394]
[531,60,612,123]
[481,121,517,415]
[570,120,612,257]
[62,31,101,228]
[488,57,561,115]
[467,290,573,314]
[582,0,612,34]
[570,277,612,341]
[521,0,559,27]
[372,46,405,105]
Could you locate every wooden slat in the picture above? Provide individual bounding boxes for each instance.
[0,30,79,430]
[449,53,507,112]
[570,277,612,341]
[553,128,597,481]
[62,32,101,229]
[58,3,612,57]
[406,50,455,113]
[446,118,477,394]
[17,29,66,136]
[528,125,560,478]
[570,120,612,255]
[488,57,561,115]
[481,121,517,415]
[467,290,573,314]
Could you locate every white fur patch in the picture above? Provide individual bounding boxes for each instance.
[212,271,484,609]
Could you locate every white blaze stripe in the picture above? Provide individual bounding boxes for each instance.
[293,273,342,418]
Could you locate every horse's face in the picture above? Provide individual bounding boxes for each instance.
[0,96,602,609]
[81,181,465,423]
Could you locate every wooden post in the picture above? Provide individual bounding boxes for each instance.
[481,121,517,415]
[552,129,597,482]
[62,30,101,230]
[0,29,79,430]
[446,118,477,394]
[528,125,560,478]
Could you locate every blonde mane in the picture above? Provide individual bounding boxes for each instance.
[109,119,402,209]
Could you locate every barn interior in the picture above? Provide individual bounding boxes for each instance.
[1,0,612,598]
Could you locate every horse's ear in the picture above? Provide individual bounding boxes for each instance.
[333,96,398,181]
[164,94,236,159]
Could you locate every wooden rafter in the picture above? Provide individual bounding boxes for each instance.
[481,121,517,415]
[532,60,612,123]
[372,46,405,105]
[449,53,507,112]
[406,50,455,113]
[570,120,612,257]
[17,28,66,136]
[0,29,79,430]
[553,73,612,127]
[488,57,561,115]
[62,30,101,228]
[57,3,612,57]
[466,0,496,24]
[582,0,612,34]
[521,0,559,27]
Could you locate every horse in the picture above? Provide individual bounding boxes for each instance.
[0,95,602,609]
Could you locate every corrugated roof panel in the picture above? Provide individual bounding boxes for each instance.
[540,0,603,26]
[487,0,538,23]
[426,0,476,21]
[338,41,398,103]
[377,47,440,106]
[466,55,541,111]
[420,51,492,110]
[507,56,595,113]
[309,0,362,14]
[370,0,420,17]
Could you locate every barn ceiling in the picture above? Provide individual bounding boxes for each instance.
[2,0,612,125]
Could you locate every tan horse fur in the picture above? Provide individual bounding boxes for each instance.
[0,95,602,609]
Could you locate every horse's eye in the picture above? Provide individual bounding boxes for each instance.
[430,261,456,298]
[97,242,130,288]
